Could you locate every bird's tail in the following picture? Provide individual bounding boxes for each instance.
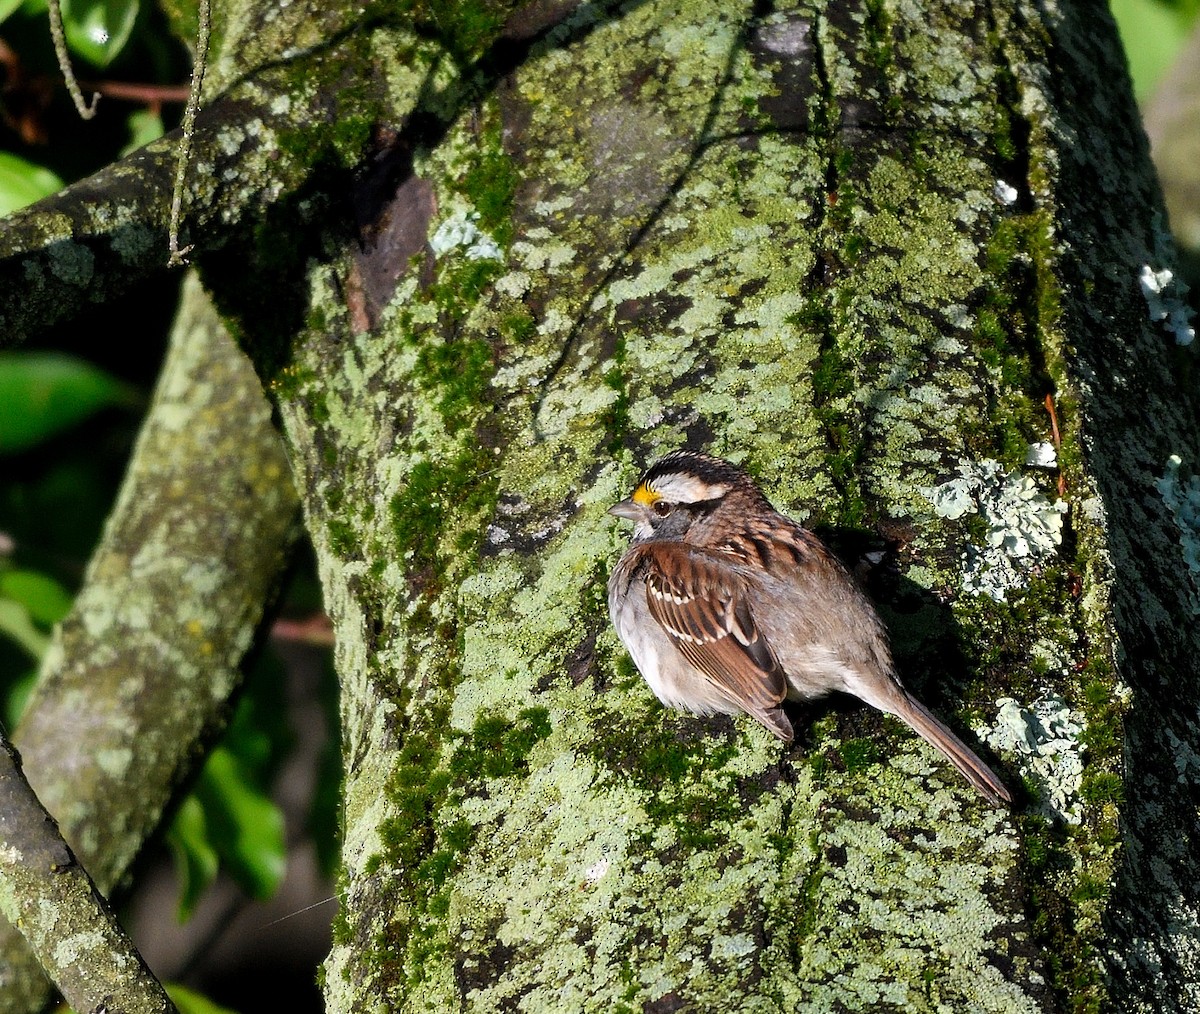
[889,693,1012,806]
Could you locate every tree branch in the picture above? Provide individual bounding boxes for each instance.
[0,273,300,1011]
[0,20,443,345]
[0,732,177,1014]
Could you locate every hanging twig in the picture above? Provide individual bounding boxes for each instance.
[167,0,212,266]
[46,0,99,118]
[1044,393,1066,497]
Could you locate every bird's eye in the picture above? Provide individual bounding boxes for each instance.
[652,500,673,517]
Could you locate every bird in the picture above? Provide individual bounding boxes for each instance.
[607,449,1012,806]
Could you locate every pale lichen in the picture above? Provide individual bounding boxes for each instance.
[924,459,1067,601]
[1024,441,1057,469]
[428,208,504,262]
[1156,455,1200,604]
[976,696,1085,824]
[1138,264,1195,347]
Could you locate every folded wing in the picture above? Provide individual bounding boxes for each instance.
[636,542,792,739]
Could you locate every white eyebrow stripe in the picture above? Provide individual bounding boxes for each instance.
[649,474,731,503]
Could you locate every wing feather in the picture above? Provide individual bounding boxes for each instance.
[640,542,787,715]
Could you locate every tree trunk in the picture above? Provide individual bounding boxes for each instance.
[255,0,1196,1009]
[2,0,1198,1011]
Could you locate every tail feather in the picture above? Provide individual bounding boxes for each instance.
[889,694,1012,806]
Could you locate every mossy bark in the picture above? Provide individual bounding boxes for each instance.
[219,1,1194,1010]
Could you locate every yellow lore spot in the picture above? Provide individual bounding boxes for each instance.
[632,484,661,506]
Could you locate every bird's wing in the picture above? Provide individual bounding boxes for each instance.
[635,541,788,718]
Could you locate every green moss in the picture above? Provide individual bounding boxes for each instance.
[331,866,354,947]
[374,709,454,987]
[808,319,867,527]
[602,333,630,457]
[988,72,1020,163]
[448,707,551,781]
[309,390,331,425]
[425,259,505,320]
[585,714,755,850]
[416,337,493,432]
[1079,771,1123,805]
[611,960,640,1012]
[391,244,502,566]
[966,211,1068,466]
[841,230,866,263]
[394,0,517,64]
[501,309,536,344]
[270,361,317,401]
[975,307,1007,352]
[1014,814,1094,1010]
[1070,872,1109,904]
[863,0,895,76]
[904,131,935,181]
[947,468,1125,1012]
[333,112,375,167]
[454,109,518,246]
[838,737,878,773]
[272,40,380,169]
[327,518,360,557]
[372,701,555,989]
[794,846,824,941]
[789,296,832,334]
[389,450,497,580]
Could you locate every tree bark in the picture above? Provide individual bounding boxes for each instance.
[0,734,178,1014]
[1,0,1198,1011]
[244,0,1195,1010]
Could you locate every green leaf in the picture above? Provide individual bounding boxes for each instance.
[60,0,139,68]
[122,108,164,157]
[193,746,288,900]
[0,569,72,626]
[0,599,49,659]
[1110,0,1194,100]
[166,795,219,921]
[166,984,244,1014]
[0,352,138,454]
[3,668,37,728]
[0,153,64,217]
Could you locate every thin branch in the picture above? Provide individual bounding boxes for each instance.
[0,273,301,1009]
[46,0,99,119]
[79,79,193,103]
[168,0,212,267]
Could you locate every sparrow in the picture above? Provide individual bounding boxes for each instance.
[607,449,1012,805]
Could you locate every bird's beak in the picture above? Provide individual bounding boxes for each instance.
[607,499,643,522]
